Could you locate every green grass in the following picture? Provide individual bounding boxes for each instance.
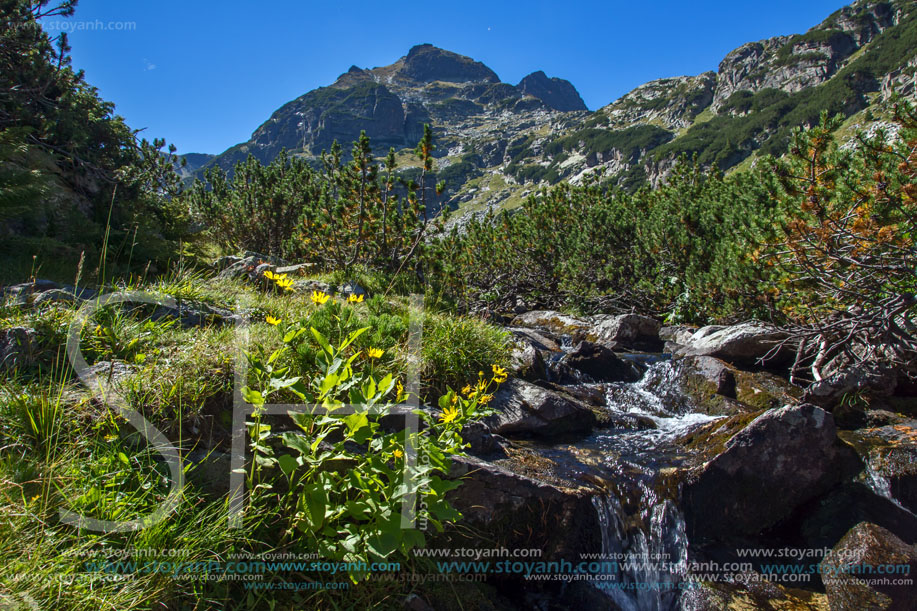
[0,265,515,608]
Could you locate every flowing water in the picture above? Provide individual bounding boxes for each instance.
[530,358,722,610]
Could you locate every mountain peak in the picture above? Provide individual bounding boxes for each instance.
[517,70,587,111]
[399,43,499,84]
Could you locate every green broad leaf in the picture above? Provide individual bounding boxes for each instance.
[241,387,264,406]
[377,374,394,395]
[364,376,377,400]
[281,432,312,455]
[117,452,130,466]
[311,327,333,356]
[254,454,276,468]
[306,487,326,529]
[277,454,298,477]
[402,528,425,551]
[366,529,400,559]
[343,411,369,434]
[438,393,453,410]
[339,326,370,352]
[319,372,339,396]
[283,328,306,344]
[268,376,302,391]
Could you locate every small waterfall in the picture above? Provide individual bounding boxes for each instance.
[590,494,688,611]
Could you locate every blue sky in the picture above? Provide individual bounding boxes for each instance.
[45,0,849,155]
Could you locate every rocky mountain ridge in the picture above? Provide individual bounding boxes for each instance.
[190,0,917,221]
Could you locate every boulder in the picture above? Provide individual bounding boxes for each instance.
[839,424,917,514]
[798,483,917,550]
[2,279,97,308]
[804,366,897,420]
[445,455,601,561]
[820,522,917,610]
[589,313,662,351]
[0,326,38,370]
[149,301,237,328]
[683,404,854,541]
[486,378,597,438]
[673,355,802,416]
[508,334,549,382]
[659,325,698,352]
[564,341,642,383]
[676,322,791,367]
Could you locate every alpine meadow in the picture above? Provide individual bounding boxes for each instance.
[2,1,917,609]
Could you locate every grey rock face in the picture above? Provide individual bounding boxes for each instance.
[676,322,790,366]
[683,403,849,540]
[517,71,588,111]
[486,377,596,438]
[445,454,601,561]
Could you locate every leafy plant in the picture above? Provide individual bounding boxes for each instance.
[241,303,502,581]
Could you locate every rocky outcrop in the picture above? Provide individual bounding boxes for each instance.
[676,322,791,367]
[820,522,917,611]
[672,355,802,415]
[399,44,499,84]
[445,454,601,561]
[589,313,662,351]
[486,377,597,438]
[840,424,917,514]
[683,404,854,540]
[517,71,588,111]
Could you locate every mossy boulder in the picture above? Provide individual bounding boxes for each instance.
[820,522,917,611]
[839,424,917,514]
[683,404,854,542]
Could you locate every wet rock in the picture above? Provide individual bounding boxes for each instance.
[564,341,642,383]
[589,313,662,351]
[0,326,38,370]
[681,577,828,610]
[820,522,917,611]
[839,424,917,514]
[486,378,597,439]
[460,421,508,458]
[445,454,601,561]
[674,355,801,416]
[676,322,791,367]
[683,404,852,541]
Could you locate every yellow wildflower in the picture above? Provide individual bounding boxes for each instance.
[367,347,384,359]
[396,380,405,398]
[347,293,364,303]
[263,270,276,280]
[393,449,404,459]
[461,384,473,396]
[479,394,494,405]
[440,405,461,424]
[311,290,330,305]
[492,364,508,383]
[266,316,281,326]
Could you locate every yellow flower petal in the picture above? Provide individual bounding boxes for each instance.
[266,316,281,326]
